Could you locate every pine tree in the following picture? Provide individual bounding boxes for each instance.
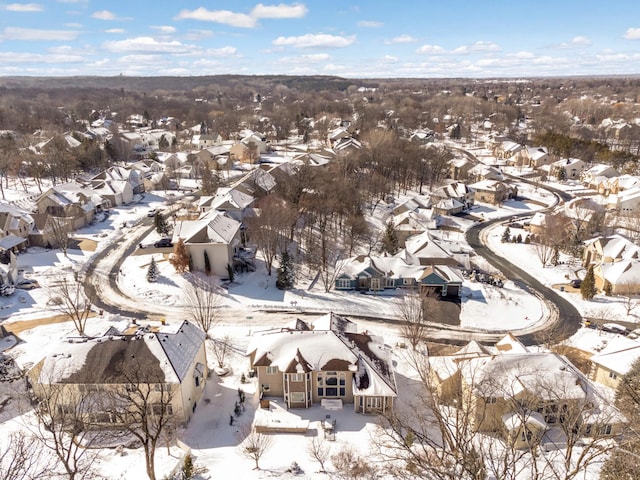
[146,257,159,283]
[154,211,169,235]
[169,239,190,273]
[276,251,294,290]
[381,220,399,256]
[501,227,511,243]
[226,264,235,282]
[557,166,567,181]
[580,266,597,300]
[204,250,211,275]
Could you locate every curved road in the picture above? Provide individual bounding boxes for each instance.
[466,215,582,345]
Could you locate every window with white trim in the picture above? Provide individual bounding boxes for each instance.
[290,392,305,403]
[317,371,346,397]
[485,396,497,404]
[266,366,278,375]
[290,373,304,382]
[608,371,618,380]
[336,279,352,289]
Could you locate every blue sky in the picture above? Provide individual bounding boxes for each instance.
[1,0,639,77]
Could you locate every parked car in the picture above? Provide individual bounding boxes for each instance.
[601,323,629,335]
[627,328,640,339]
[16,279,39,290]
[147,208,158,217]
[154,238,173,248]
[569,279,582,288]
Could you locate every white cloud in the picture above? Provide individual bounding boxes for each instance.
[251,3,308,19]
[278,53,330,63]
[507,51,535,59]
[385,35,416,44]
[92,10,116,20]
[3,3,43,12]
[416,44,446,54]
[151,25,177,34]
[175,8,256,28]
[624,27,640,40]
[571,36,591,47]
[103,36,196,54]
[469,41,500,52]
[57,0,88,3]
[64,22,82,28]
[105,28,125,34]
[204,46,238,57]
[418,41,499,55]
[357,20,383,28]
[381,55,398,63]
[175,3,307,28]
[0,51,84,63]
[183,29,213,41]
[273,33,355,48]
[1,26,78,41]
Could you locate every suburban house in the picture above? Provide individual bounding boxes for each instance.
[433,198,465,216]
[393,210,433,246]
[448,157,473,181]
[495,140,523,161]
[467,164,504,183]
[404,230,470,268]
[28,320,208,427]
[589,337,640,390]
[582,234,640,267]
[91,165,143,195]
[550,158,586,180]
[247,313,397,414]
[581,164,620,191]
[428,335,625,449]
[197,187,254,221]
[172,211,242,276]
[593,259,640,294]
[0,201,34,253]
[607,185,640,212]
[198,132,223,149]
[335,255,463,296]
[30,183,102,246]
[468,179,517,205]
[522,146,552,168]
[431,182,475,210]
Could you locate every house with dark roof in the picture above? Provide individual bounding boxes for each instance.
[28,320,208,427]
[247,313,397,414]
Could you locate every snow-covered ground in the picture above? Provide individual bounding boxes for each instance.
[0,170,633,479]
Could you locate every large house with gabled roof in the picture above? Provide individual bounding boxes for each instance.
[247,313,397,414]
[28,320,208,427]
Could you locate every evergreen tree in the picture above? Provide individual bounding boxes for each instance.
[516,233,522,243]
[381,220,399,256]
[200,165,218,196]
[169,239,190,273]
[146,257,159,283]
[204,250,211,275]
[557,166,567,181]
[580,266,597,300]
[154,211,169,235]
[226,264,235,282]
[501,226,511,243]
[276,251,294,290]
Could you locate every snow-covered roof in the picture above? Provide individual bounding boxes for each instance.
[590,339,640,376]
[248,313,396,397]
[597,259,640,285]
[174,212,241,245]
[36,320,205,385]
[502,410,546,431]
[460,353,587,400]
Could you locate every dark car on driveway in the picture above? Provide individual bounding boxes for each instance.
[154,238,173,248]
[569,279,582,288]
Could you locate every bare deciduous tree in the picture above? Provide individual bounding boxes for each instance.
[211,335,232,369]
[0,432,49,480]
[307,435,331,473]
[238,424,273,470]
[101,360,177,480]
[397,289,428,350]
[331,445,378,480]
[50,216,72,257]
[49,276,93,336]
[28,379,101,480]
[182,275,221,339]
